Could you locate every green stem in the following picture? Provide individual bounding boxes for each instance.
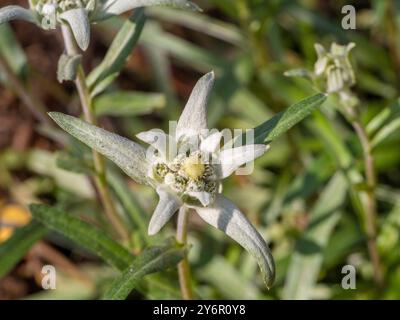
[61,25,129,243]
[176,206,193,300]
[343,105,384,287]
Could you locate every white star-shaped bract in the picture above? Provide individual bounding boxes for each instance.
[49,71,275,287]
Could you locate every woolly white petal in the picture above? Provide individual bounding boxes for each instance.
[193,195,275,287]
[218,144,269,178]
[148,187,182,235]
[187,191,213,207]
[176,72,215,140]
[200,131,222,154]
[137,129,169,160]
[96,0,200,20]
[60,8,90,51]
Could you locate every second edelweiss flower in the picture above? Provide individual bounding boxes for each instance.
[0,0,200,51]
[49,72,276,287]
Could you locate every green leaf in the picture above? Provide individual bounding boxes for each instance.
[102,239,186,300]
[199,257,260,299]
[283,173,348,299]
[29,204,134,271]
[93,91,166,116]
[0,222,47,278]
[367,100,400,136]
[371,118,400,148]
[48,112,149,185]
[146,7,243,46]
[87,9,146,95]
[140,21,229,72]
[57,53,82,83]
[252,93,327,144]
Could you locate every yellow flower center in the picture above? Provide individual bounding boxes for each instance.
[181,156,205,180]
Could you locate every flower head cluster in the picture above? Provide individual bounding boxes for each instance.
[314,42,356,93]
[0,0,200,50]
[31,0,94,13]
[49,72,275,287]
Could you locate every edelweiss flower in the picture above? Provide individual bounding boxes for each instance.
[49,72,275,287]
[0,0,200,51]
[314,42,356,93]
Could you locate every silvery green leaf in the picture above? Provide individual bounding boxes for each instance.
[251,93,327,144]
[193,195,275,288]
[96,0,201,20]
[148,187,181,235]
[57,53,82,83]
[48,112,149,185]
[176,71,215,140]
[59,8,90,51]
[0,6,38,25]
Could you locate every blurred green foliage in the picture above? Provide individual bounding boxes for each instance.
[1,0,400,300]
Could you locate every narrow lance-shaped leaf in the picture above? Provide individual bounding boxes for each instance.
[102,239,186,300]
[87,9,146,95]
[48,112,150,185]
[371,114,400,149]
[251,93,327,144]
[0,221,47,278]
[93,91,166,116]
[29,204,134,270]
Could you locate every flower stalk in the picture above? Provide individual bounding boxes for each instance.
[176,206,194,300]
[343,104,384,287]
[61,24,129,242]
[309,42,384,287]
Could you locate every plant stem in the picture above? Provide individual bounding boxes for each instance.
[0,52,51,125]
[61,25,129,242]
[176,206,193,300]
[344,105,384,287]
